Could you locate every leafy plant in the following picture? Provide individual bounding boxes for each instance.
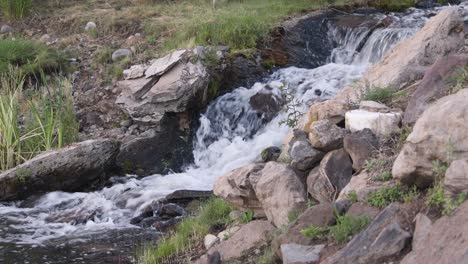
[448,66,468,94]
[301,225,328,240]
[367,185,403,208]
[239,209,254,224]
[362,86,394,104]
[288,209,300,224]
[348,191,358,203]
[375,171,392,182]
[279,84,303,128]
[301,214,370,243]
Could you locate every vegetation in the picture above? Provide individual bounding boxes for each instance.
[0,0,32,19]
[448,67,468,94]
[239,209,254,224]
[141,198,232,264]
[362,86,394,104]
[279,84,304,128]
[252,248,276,264]
[301,214,370,243]
[348,191,358,203]
[375,171,392,182]
[367,184,420,208]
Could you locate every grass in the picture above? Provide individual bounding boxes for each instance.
[448,67,468,94]
[367,184,421,208]
[140,197,232,264]
[252,248,276,264]
[362,86,394,105]
[239,209,254,224]
[301,214,370,243]
[0,38,69,78]
[0,0,32,19]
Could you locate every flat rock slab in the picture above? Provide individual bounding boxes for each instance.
[145,49,187,78]
[345,109,401,137]
[281,244,325,264]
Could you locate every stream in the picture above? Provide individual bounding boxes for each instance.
[1,4,465,264]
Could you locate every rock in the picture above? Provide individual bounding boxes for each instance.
[281,244,325,264]
[261,146,281,162]
[0,24,13,33]
[112,48,132,62]
[145,49,187,78]
[393,89,468,188]
[343,128,379,171]
[299,100,349,130]
[120,119,133,128]
[249,85,285,122]
[228,211,245,222]
[290,140,324,172]
[323,203,412,264]
[412,213,432,252]
[204,234,219,250]
[444,159,468,196]
[308,120,346,152]
[251,162,307,227]
[0,139,120,201]
[194,251,222,264]
[401,201,468,264]
[272,203,335,258]
[85,21,97,32]
[123,64,147,80]
[337,171,394,202]
[345,109,402,137]
[346,202,381,220]
[213,163,265,215]
[403,54,468,124]
[307,149,353,203]
[39,34,58,45]
[359,100,390,112]
[208,220,275,262]
[363,8,464,89]
[158,203,187,217]
[165,189,213,202]
[217,225,241,241]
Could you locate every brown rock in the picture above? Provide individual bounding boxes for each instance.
[444,159,468,196]
[412,213,432,252]
[347,202,381,220]
[308,120,346,152]
[337,171,394,202]
[343,128,379,171]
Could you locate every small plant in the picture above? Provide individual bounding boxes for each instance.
[375,171,392,182]
[279,84,303,128]
[253,248,276,264]
[402,185,420,204]
[432,160,448,182]
[348,191,358,203]
[448,67,468,94]
[330,214,370,243]
[367,185,403,208]
[288,209,300,224]
[364,158,387,172]
[0,0,32,19]
[239,209,254,224]
[301,225,328,240]
[362,86,394,104]
[307,198,316,208]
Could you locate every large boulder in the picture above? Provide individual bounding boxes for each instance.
[444,159,468,196]
[308,120,346,152]
[337,171,394,202]
[401,201,468,264]
[0,139,120,201]
[393,89,468,188]
[343,128,379,171]
[251,162,308,227]
[363,8,464,89]
[323,203,413,264]
[403,54,468,124]
[307,149,353,203]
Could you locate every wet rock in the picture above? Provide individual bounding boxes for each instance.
[145,49,187,78]
[343,128,379,171]
[251,162,307,227]
[307,149,353,203]
[412,213,432,252]
[444,159,468,196]
[112,48,132,62]
[363,8,464,89]
[261,146,281,162]
[208,220,275,262]
[0,24,13,33]
[401,201,468,264]
[290,140,325,172]
[403,54,468,124]
[272,203,335,258]
[213,163,265,215]
[204,234,219,250]
[157,203,187,217]
[85,21,96,32]
[393,89,468,188]
[281,244,325,264]
[165,189,213,202]
[249,85,285,122]
[345,109,402,137]
[0,139,120,201]
[323,203,412,264]
[123,64,147,80]
[308,120,346,152]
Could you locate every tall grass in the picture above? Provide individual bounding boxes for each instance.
[0,0,32,19]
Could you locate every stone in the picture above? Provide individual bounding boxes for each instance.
[343,128,379,171]
[0,24,13,33]
[165,189,213,202]
[444,159,468,196]
[403,54,468,124]
[362,8,464,89]
[213,163,265,215]
[39,34,58,45]
[337,171,394,202]
[204,234,219,250]
[112,48,132,62]
[145,49,187,78]
[228,211,245,222]
[251,162,307,227]
[359,100,390,112]
[217,225,241,241]
[290,140,324,172]
[123,64,147,80]
[345,109,402,137]
[281,244,325,264]
[393,89,468,188]
[308,120,346,152]
[307,149,353,203]
[299,100,349,131]
[261,146,281,162]
[412,213,432,252]
[84,21,97,32]
[249,85,285,122]
[346,202,381,220]
[401,201,468,264]
[120,119,133,128]
[323,203,412,264]
[208,220,275,262]
[272,203,335,258]
[0,139,120,201]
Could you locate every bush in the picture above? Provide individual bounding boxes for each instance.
[367,185,403,208]
[362,86,394,104]
[0,0,32,19]
[301,214,370,243]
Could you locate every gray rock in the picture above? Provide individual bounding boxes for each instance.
[123,64,147,80]
[112,48,132,62]
[445,158,468,196]
[343,128,379,171]
[0,139,120,201]
[1,24,13,33]
[281,244,325,264]
[145,49,187,78]
[85,21,97,32]
[412,213,432,252]
[120,119,133,128]
[249,85,285,122]
[290,140,324,172]
[261,146,281,162]
[308,119,346,152]
[204,234,219,250]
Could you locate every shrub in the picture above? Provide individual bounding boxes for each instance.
[362,86,394,104]
[367,185,403,208]
[0,0,32,19]
[301,214,370,243]
[239,209,254,224]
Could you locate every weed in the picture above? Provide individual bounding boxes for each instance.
[367,185,403,208]
[279,84,303,128]
[0,0,32,19]
[301,225,328,240]
[288,209,300,224]
[253,248,276,264]
[307,198,316,208]
[448,67,468,94]
[362,86,394,104]
[301,214,370,243]
[402,185,420,204]
[375,171,392,182]
[364,158,387,172]
[348,191,358,203]
[239,209,254,224]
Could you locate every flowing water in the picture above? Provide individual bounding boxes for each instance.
[0,4,465,264]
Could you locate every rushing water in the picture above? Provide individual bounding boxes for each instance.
[1,4,465,264]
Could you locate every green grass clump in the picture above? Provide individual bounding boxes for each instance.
[0,39,68,78]
[367,185,404,208]
[362,86,394,104]
[141,197,232,264]
[0,0,32,19]
[301,214,370,243]
[375,171,392,182]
